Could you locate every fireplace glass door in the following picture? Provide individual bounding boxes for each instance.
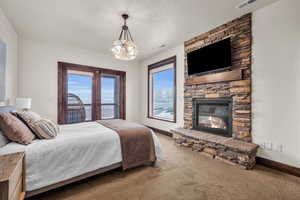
[197,105,228,130]
[193,98,232,137]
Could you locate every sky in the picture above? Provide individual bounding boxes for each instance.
[101,77,115,104]
[152,68,175,120]
[153,68,174,99]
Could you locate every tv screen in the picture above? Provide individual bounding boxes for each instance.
[187,38,232,76]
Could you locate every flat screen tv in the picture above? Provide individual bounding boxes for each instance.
[187,38,232,76]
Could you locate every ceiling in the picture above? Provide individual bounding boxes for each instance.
[0,0,279,61]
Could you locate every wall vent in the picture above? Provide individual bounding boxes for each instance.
[237,0,257,9]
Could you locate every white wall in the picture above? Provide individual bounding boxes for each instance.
[139,45,185,131]
[12,0,300,168]
[252,0,300,168]
[0,8,18,105]
[18,38,140,122]
[138,0,300,168]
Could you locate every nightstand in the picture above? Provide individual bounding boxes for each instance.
[0,152,25,200]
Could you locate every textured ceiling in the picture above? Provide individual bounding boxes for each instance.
[0,0,279,60]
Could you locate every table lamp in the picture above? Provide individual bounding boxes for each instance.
[16,98,31,111]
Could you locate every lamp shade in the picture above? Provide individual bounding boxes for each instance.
[16,98,31,110]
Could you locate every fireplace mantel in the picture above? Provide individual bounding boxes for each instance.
[185,69,242,85]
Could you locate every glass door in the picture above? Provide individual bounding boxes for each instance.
[67,70,93,124]
[58,62,126,124]
[101,75,120,119]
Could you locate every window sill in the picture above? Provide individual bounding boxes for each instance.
[147,116,176,123]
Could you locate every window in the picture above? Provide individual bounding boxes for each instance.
[0,40,6,102]
[67,71,93,123]
[101,76,120,119]
[58,62,126,124]
[148,56,176,122]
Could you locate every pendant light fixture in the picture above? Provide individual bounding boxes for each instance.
[112,14,138,60]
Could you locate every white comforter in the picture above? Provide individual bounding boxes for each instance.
[0,122,162,191]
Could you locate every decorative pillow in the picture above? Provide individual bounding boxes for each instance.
[0,113,35,145]
[31,119,59,139]
[16,111,42,124]
[0,130,10,147]
[11,112,35,134]
[15,111,42,136]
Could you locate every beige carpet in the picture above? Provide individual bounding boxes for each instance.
[28,134,300,200]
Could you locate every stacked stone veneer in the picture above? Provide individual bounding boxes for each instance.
[184,80,251,141]
[171,128,258,169]
[184,13,252,142]
[173,13,257,169]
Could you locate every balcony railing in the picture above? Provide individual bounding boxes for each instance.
[67,103,119,123]
[67,104,91,124]
[67,93,90,124]
[67,93,119,124]
[101,104,119,119]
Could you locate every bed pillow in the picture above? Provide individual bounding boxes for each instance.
[31,119,59,139]
[16,111,42,124]
[0,113,36,144]
[0,130,10,147]
[15,111,42,136]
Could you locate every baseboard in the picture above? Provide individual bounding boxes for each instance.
[256,157,300,178]
[147,126,173,137]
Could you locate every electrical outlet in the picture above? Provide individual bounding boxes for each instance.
[259,142,281,152]
[275,144,284,152]
[265,142,272,151]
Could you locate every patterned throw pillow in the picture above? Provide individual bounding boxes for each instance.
[31,119,59,139]
[16,111,42,124]
[0,113,35,145]
[16,111,42,136]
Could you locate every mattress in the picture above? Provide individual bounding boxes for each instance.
[0,122,162,191]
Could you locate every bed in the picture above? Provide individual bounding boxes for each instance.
[0,106,162,197]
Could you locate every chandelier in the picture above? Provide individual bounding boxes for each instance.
[112,14,138,60]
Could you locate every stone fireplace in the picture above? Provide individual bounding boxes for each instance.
[171,13,259,169]
[192,98,232,137]
[183,13,253,142]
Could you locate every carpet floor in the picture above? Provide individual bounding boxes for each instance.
[28,134,300,200]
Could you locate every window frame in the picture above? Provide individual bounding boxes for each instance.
[147,56,177,123]
[58,62,126,124]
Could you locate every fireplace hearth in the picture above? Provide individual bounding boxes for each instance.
[192,98,232,137]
